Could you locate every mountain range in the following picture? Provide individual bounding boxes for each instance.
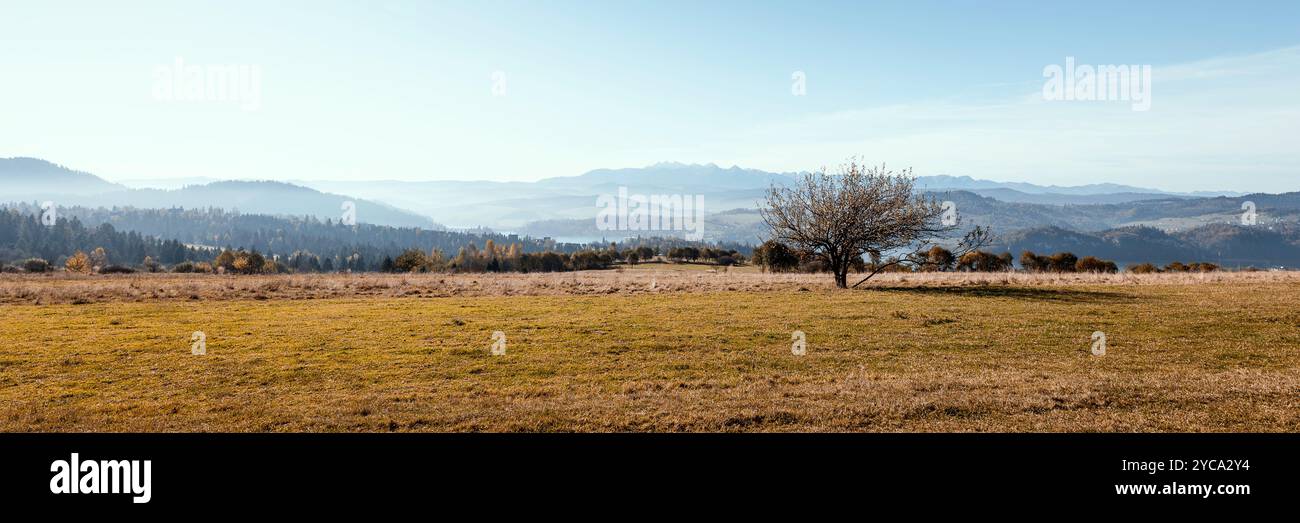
[2,158,440,229]
[4,157,1298,267]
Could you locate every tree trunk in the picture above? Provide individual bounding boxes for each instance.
[834,267,848,288]
[825,253,848,288]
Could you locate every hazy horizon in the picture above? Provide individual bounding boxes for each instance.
[8,157,1258,196]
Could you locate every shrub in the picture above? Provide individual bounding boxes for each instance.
[1127,263,1159,274]
[569,250,609,271]
[214,250,237,271]
[998,252,1014,271]
[956,250,1013,272]
[231,254,255,274]
[99,265,136,274]
[1047,252,1078,272]
[1188,262,1220,272]
[89,247,109,270]
[22,258,50,273]
[1020,251,1050,272]
[1164,261,1189,272]
[65,251,92,274]
[1076,256,1118,274]
[666,247,701,262]
[215,249,268,275]
[923,246,955,272]
[262,258,287,274]
[394,249,430,273]
[753,240,800,273]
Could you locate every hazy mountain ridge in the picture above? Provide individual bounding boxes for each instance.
[290,163,1255,234]
[914,174,1244,197]
[989,223,1300,268]
[515,188,1300,244]
[1,157,126,195]
[2,158,440,229]
[6,157,1299,267]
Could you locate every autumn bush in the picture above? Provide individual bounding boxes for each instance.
[922,246,956,272]
[1048,252,1079,272]
[1127,263,1159,274]
[1075,256,1119,274]
[1019,251,1050,272]
[1018,251,1085,273]
[65,251,92,274]
[955,250,1013,272]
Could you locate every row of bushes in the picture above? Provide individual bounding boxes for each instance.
[920,250,1119,273]
[1126,261,1220,274]
[752,242,1224,275]
[4,243,642,275]
[381,246,623,273]
[2,256,145,274]
[1018,251,1119,273]
[379,243,748,274]
[663,246,746,265]
[0,243,1228,277]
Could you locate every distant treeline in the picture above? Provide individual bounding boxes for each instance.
[0,205,751,274]
[0,209,214,270]
[156,242,746,275]
[992,224,1300,269]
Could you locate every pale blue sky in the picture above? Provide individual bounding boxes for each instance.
[2,0,1298,191]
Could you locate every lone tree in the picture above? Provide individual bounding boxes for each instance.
[760,161,990,288]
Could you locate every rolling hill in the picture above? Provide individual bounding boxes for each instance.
[0,158,441,229]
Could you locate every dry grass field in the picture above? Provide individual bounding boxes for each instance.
[2,269,1298,432]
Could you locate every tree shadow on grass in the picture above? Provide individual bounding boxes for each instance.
[860,285,1136,304]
